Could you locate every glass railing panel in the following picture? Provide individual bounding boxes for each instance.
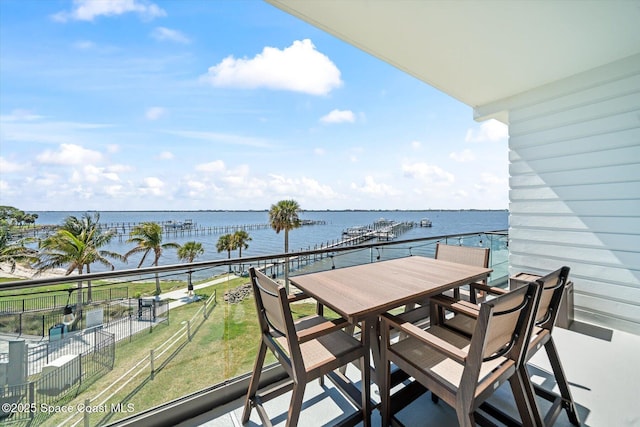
[0,230,506,426]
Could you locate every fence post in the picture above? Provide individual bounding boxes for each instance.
[150,349,154,377]
[84,398,91,427]
[29,382,35,419]
[25,344,29,377]
[187,320,191,341]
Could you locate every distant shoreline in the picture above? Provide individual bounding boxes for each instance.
[28,208,509,213]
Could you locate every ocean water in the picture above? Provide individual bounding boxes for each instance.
[32,210,508,279]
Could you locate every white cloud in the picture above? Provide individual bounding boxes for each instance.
[167,130,271,148]
[145,107,166,120]
[320,109,355,124]
[157,151,174,160]
[139,176,165,196]
[402,162,455,185]
[36,144,104,166]
[350,176,399,197]
[52,0,166,22]
[107,144,120,153]
[479,172,507,186]
[0,109,43,122]
[411,141,422,150]
[449,149,476,162]
[465,119,508,143]
[268,175,338,199]
[71,165,121,184]
[195,160,226,173]
[314,148,326,156]
[201,39,342,95]
[73,40,96,50]
[104,164,132,173]
[151,27,190,44]
[0,157,28,173]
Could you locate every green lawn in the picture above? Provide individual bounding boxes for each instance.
[41,276,328,426]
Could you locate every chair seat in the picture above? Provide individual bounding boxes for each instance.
[276,328,363,373]
[389,325,507,389]
[443,312,475,336]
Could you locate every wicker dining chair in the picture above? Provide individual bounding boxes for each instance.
[242,267,371,427]
[380,282,542,427]
[430,266,580,426]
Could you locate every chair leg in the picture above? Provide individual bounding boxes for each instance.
[360,354,371,427]
[338,323,358,376]
[380,326,391,426]
[455,401,475,427]
[242,342,268,424]
[544,338,580,426]
[286,382,306,427]
[509,366,542,427]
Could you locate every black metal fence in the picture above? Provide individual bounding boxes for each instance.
[0,286,128,313]
[0,297,133,338]
[0,329,115,424]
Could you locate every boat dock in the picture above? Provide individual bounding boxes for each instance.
[104,220,327,241]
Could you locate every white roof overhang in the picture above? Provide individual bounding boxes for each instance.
[266,0,640,122]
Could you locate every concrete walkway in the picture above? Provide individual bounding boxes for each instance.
[159,274,241,309]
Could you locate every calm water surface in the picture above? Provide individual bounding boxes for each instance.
[32,210,508,279]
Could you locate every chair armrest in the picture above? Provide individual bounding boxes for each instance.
[296,317,349,343]
[380,313,467,363]
[288,292,309,302]
[469,283,507,295]
[430,294,480,318]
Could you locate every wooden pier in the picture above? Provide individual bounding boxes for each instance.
[253,220,416,278]
[94,219,328,241]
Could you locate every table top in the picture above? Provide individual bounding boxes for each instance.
[290,255,492,323]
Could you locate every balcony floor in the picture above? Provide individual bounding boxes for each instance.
[174,322,639,426]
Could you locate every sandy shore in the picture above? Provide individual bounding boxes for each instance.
[0,263,70,280]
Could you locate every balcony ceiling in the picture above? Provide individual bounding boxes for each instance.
[266,0,640,109]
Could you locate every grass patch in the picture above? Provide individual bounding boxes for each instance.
[43,275,320,426]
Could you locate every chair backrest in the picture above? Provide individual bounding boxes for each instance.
[435,243,489,270]
[249,267,301,364]
[534,266,570,330]
[473,282,541,364]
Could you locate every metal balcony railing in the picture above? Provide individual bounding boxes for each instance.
[0,230,507,426]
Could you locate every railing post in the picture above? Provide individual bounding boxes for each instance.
[150,349,154,377]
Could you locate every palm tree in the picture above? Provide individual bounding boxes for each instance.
[216,234,235,258]
[232,230,252,257]
[36,212,123,306]
[125,222,180,297]
[269,199,301,292]
[177,241,204,296]
[0,226,38,273]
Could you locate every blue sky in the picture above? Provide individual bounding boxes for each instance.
[0,0,508,211]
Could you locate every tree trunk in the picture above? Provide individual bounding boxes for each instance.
[284,229,290,294]
[154,273,161,297]
[86,264,92,302]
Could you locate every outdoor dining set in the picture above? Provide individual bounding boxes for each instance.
[241,243,580,427]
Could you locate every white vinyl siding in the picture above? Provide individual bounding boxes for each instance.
[504,55,640,334]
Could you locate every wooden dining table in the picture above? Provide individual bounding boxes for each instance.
[289,255,492,386]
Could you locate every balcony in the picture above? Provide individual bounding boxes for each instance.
[1,230,637,426]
